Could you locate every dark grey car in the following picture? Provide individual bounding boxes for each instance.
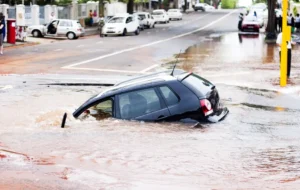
[73,71,229,123]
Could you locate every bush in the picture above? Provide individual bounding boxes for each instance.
[221,0,237,9]
[293,6,298,16]
[84,17,91,26]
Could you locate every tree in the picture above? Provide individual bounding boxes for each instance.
[265,0,276,39]
[127,0,134,14]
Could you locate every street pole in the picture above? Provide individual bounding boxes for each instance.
[149,0,152,12]
[280,0,288,87]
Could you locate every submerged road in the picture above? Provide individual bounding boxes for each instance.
[0,10,238,75]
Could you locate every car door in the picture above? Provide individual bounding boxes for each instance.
[125,16,134,32]
[116,88,171,121]
[56,20,69,36]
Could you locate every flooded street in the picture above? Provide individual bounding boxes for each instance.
[1,32,300,189]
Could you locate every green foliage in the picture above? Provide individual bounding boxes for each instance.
[295,0,299,3]
[56,0,72,5]
[293,6,298,16]
[200,0,204,2]
[163,0,169,9]
[221,0,236,9]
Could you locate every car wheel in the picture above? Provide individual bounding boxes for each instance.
[105,34,108,37]
[122,28,127,36]
[32,30,41,38]
[135,28,140,35]
[67,32,76,40]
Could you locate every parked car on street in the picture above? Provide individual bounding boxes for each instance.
[73,70,229,123]
[152,9,169,24]
[102,14,140,36]
[194,3,215,12]
[248,9,265,28]
[27,19,84,40]
[133,13,145,30]
[241,15,260,32]
[167,9,183,20]
[134,12,155,28]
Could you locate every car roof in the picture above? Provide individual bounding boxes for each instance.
[135,12,149,14]
[95,70,188,99]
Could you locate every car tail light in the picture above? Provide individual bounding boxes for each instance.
[77,28,82,31]
[200,99,213,116]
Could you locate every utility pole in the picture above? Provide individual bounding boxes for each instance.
[149,0,151,12]
[280,0,288,87]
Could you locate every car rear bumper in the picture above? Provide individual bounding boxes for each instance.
[207,107,229,123]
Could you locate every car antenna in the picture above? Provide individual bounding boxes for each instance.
[171,50,182,76]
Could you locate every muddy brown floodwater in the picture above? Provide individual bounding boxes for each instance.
[1,32,300,189]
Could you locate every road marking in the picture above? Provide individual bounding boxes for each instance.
[141,64,159,73]
[54,49,62,52]
[62,11,236,69]
[77,45,84,47]
[62,67,145,74]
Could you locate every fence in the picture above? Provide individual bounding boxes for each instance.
[25,6,32,25]
[7,7,16,19]
[39,6,45,25]
[78,4,87,18]
[58,6,71,19]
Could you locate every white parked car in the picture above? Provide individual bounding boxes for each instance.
[27,19,84,40]
[152,9,169,24]
[134,12,155,28]
[248,10,265,28]
[167,9,183,20]
[102,14,140,36]
[194,3,215,11]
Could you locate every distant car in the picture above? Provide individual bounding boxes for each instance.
[247,10,265,28]
[242,15,260,32]
[27,19,84,40]
[135,12,155,28]
[102,14,140,36]
[133,13,146,30]
[167,9,183,20]
[250,3,267,11]
[73,70,229,123]
[194,3,215,12]
[152,9,169,24]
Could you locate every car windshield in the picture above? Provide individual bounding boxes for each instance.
[138,14,146,19]
[252,3,266,9]
[245,16,258,21]
[109,17,125,23]
[168,10,178,12]
[153,11,163,15]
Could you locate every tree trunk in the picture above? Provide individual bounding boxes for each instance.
[266,0,277,39]
[183,0,187,12]
[99,0,104,17]
[127,0,134,14]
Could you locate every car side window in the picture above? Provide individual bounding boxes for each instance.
[119,88,162,119]
[59,21,67,27]
[84,99,113,120]
[126,17,132,23]
[159,86,179,106]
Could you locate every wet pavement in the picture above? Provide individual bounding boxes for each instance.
[1,12,300,189]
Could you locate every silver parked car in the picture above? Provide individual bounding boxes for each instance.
[27,19,85,40]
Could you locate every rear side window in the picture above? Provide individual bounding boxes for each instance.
[119,88,162,119]
[181,74,214,97]
[159,86,179,106]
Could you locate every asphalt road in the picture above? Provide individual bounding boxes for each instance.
[1,10,238,76]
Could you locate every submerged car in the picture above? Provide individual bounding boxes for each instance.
[73,70,229,123]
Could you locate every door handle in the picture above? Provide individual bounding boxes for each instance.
[158,115,165,119]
